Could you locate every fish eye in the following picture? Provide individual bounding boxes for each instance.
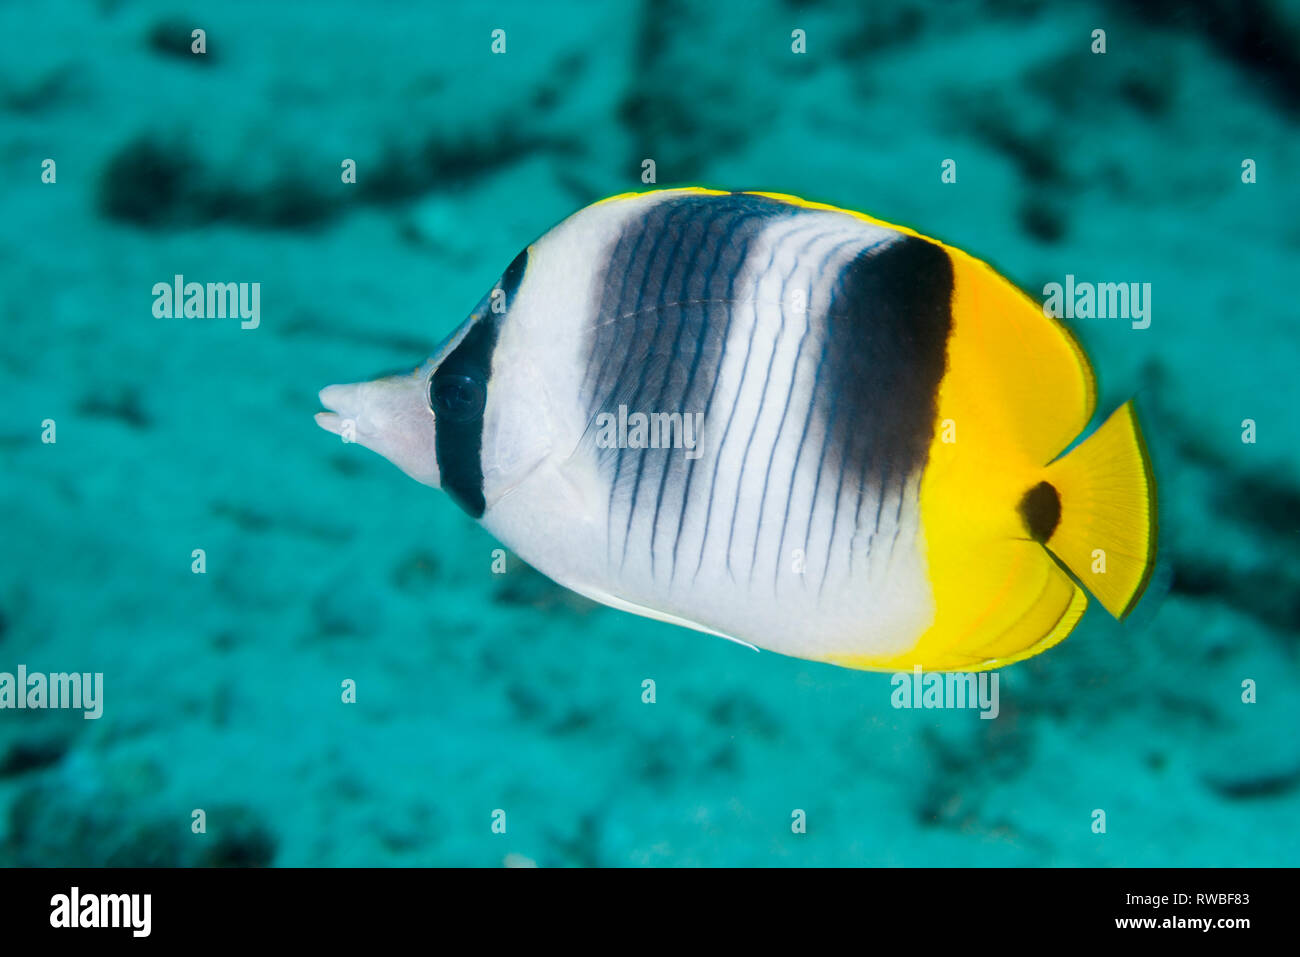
[429,372,486,423]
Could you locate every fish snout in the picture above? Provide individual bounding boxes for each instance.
[315,374,441,488]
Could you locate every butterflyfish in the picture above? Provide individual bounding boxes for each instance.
[316,188,1157,671]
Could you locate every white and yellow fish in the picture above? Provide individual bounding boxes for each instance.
[316,188,1157,671]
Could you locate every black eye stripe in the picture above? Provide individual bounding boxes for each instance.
[432,247,527,518]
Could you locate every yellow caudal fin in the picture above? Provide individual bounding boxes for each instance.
[1038,401,1158,618]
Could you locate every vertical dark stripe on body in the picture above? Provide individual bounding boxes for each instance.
[601,199,701,563]
[646,207,753,578]
[815,236,954,573]
[618,204,718,571]
[433,249,527,517]
[583,193,793,567]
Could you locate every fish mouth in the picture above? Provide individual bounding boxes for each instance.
[314,374,442,488]
[313,383,363,438]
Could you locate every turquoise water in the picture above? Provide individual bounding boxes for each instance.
[1,0,1298,866]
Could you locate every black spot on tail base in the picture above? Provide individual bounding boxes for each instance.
[1019,480,1061,544]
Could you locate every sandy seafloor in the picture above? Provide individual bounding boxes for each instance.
[0,0,1298,866]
